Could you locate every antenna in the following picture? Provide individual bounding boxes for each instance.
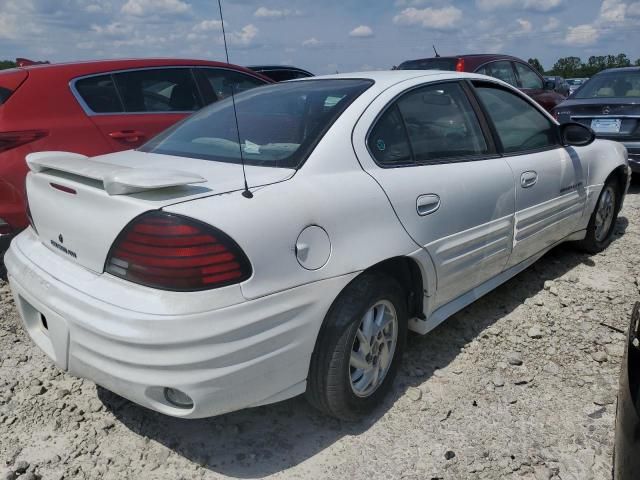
[217,0,253,199]
[433,45,440,57]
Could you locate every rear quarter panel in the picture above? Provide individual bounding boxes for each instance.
[164,114,423,300]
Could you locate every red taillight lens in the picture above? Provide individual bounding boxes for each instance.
[0,130,48,154]
[455,58,465,72]
[105,211,252,291]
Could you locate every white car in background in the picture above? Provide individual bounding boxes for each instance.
[5,71,631,420]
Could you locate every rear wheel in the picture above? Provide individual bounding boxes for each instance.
[306,273,407,420]
[577,180,619,254]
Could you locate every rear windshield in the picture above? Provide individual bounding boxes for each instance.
[397,59,457,71]
[573,71,640,99]
[140,79,373,168]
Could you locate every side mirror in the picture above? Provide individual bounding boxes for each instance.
[560,122,596,147]
[544,80,555,90]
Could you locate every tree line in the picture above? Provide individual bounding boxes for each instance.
[528,54,640,78]
[0,60,17,70]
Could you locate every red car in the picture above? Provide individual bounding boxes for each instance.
[396,54,566,112]
[0,58,271,252]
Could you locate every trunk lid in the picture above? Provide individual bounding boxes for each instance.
[26,150,294,272]
[562,98,640,139]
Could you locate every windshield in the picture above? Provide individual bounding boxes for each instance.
[573,71,640,99]
[397,59,457,71]
[140,79,373,168]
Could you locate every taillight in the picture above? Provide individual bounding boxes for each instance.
[105,211,252,291]
[0,130,48,154]
[455,58,465,72]
[0,218,12,235]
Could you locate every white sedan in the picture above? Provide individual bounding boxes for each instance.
[5,71,631,420]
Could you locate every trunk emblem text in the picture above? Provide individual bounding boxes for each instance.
[50,239,77,259]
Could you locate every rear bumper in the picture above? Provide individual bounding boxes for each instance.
[6,230,356,418]
[620,141,640,173]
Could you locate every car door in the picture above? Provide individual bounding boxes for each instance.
[72,67,203,151]
[353,80,515,309]
[471,80,587,267]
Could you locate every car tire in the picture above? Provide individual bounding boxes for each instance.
[306,272,407,420]
[577,179,620,254]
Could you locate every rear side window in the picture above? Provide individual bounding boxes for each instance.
[113,68,202,112]
[369,82,488,165]
[74,74,124,113]
[0,87,12,105]
[477,61,517,87]
[368,106,412,165]
[514,63,543,89]
[199,68,266,101]
[475,85,557,153]
[397,59,457,71]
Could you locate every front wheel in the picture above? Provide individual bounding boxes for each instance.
[577,180,620,254]
[306,273,407,420]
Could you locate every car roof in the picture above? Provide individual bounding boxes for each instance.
[17,58,269,81]
[401,53,524,63]
[301,70,500,91]
[599,66,640,74]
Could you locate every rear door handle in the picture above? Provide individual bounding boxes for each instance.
[109,130,145,142]
[520,171,538,188]
[416,194,441,216]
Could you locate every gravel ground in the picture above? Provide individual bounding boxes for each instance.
[1,184,639,480]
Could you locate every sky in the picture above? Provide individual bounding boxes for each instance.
[1,0,639,74]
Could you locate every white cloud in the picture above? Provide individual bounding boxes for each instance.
[477,0,562,11]
[542,16,560,32]
[393,6,462,29]
[522,0,562,11]
[121,0,190,16]
[254,7,301,18]
[302,37,321,47]
[349,25,373,37]
[91,22,133,37]
[599,0,626,22]
[516,18,532,33]
[193,19,222,32]
[564,24,599,46]
[227,24,258,47]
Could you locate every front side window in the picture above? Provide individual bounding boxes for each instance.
[140,79,373,168]
[477,61,517,86]
[475,84,558,154]
[515,63,543,89]
[113,68,202,112]
[369,82,488,165]
[74,74,124,113]
[200,69,266,101]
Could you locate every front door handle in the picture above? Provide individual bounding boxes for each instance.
[416,194,441,216]
[520,171,538,188]
[109,130,145,143]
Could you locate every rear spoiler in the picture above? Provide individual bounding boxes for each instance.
[26,151,206,195]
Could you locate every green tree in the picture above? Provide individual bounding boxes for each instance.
[636,58,640,66]
[550,56,582,78]
[527,58,544,74]
[0,60,17,70]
